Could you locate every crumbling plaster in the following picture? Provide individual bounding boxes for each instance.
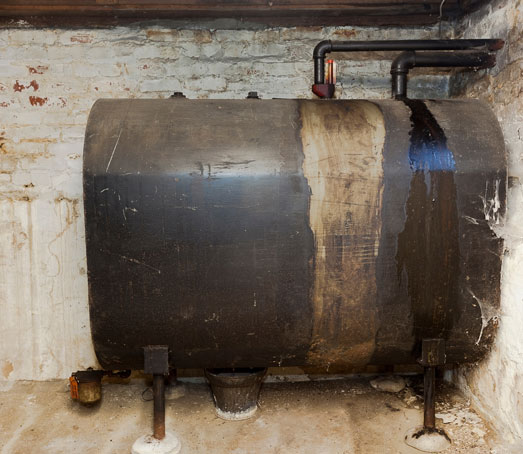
[450,0,523,447]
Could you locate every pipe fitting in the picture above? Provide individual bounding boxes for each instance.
[390,50,496,98]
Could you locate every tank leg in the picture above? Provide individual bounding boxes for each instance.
[405,339,451,453]
[153,374,166,440]
[423,365,436,430]
[132,346,181,454]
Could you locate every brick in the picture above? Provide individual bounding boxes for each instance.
[184,76,227,92]
[9,30,57,46]
[139,78,183,93]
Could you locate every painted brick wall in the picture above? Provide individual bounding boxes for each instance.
[0,22,451,381]
[451,0,523,447]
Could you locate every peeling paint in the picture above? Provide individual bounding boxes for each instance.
[301,101,385,366]
[452,0,523,445]
[2,361,14,379]
[28,96,47,106]
[28,65,48,75]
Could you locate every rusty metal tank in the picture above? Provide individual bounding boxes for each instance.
[83,98,505,372]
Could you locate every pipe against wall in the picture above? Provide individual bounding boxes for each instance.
[390,50,496,98]
[312,39,503,85]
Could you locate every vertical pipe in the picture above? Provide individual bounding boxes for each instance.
[392,72,408,99]
[153,374,166,440]
[424,366,436,429]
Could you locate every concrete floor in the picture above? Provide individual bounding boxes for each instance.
[0,375,500,454]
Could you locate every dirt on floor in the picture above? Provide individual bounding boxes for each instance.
[0,375,507,454]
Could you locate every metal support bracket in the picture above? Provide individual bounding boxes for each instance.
[144,345,169,375]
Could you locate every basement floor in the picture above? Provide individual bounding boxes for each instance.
[0,375,503,454]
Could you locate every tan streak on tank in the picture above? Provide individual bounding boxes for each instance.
[300,101,386,366]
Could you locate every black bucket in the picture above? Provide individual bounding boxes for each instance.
[205,368,267,420]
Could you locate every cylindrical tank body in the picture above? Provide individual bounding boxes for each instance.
[83,99,505,371]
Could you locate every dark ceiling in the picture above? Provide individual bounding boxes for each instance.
[0,0,491,27]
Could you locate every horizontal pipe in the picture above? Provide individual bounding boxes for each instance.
[313,39,504,84]
[391,50,495,98]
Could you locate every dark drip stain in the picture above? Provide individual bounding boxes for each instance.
[396,99,460,347]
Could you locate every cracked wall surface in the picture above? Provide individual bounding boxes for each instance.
[450,0,523,447]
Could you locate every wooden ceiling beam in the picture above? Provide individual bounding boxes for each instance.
[0,0,491,27]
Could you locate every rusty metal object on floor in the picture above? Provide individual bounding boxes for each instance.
[205,368,267,420]
[69,369,104,405]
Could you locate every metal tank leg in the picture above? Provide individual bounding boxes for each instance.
[423,365,436,430]
[153,374,166,440]
[131,346,181,454]
[405,339,451,453]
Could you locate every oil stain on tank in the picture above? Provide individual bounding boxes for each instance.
[396,99,460,351]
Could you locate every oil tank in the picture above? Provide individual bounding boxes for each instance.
[83,98,505,372]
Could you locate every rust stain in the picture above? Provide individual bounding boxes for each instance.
[333,29,358,38]
[0,102,9,107]
[301,101,386,367]
[145,29,179,40]
[28,65,48,74]
[2,361,14,379]
[0,133,6,153]
[29,96,48,106]
[70,34,92,43]
[13,80,39,92]
[13,80,24,92]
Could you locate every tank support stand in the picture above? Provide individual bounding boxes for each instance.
[420,338,446,430]
[131,345,181,454]
[405,339,451,453]
[153,373,166,440]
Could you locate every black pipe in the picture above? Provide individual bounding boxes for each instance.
[313,39,504,85]
[391,50,496,98]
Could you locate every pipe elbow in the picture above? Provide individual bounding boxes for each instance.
[313,40,333,58]
[391,51,416,74]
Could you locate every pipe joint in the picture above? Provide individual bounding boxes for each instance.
[313,40,333,58]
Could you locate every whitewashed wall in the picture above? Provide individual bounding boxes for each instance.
[451,0,523,447]
[1,22,451,381]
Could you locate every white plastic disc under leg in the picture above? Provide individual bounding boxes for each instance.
[131,431,181,454]
[404,426,451,452]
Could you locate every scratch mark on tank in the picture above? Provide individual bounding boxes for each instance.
[467,288,499,345]
[105,128,122,173]
[481,179,501,225]
[116,254,161,274]
[462,215,479,225]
